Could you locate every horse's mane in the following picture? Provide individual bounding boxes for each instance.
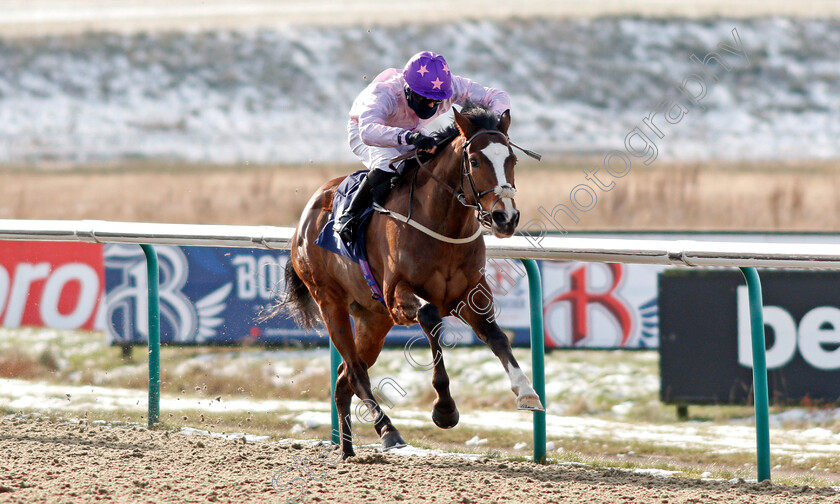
[432,101,500,148]
[397,101,499,182]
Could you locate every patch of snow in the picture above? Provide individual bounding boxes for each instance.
[632,468,681,477]
[370,443,484,460]
[180,426,270,442]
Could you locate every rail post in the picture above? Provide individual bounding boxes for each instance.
[141,244,160,427]
[740,267,771,482]
[521,259,546,463]
[330,341,342,445]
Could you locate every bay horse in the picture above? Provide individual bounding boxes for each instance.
[275,103,543,457]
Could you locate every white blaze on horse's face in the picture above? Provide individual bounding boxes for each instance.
[480,142,518,231]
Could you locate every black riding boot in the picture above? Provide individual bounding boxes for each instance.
[335,169,394,243]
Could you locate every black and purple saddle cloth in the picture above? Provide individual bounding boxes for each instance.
[314,170,385,304]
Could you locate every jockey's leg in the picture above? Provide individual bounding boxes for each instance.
[335,168,394,243]
[338,121,408,242]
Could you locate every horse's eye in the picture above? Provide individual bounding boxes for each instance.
[469,157,479,168]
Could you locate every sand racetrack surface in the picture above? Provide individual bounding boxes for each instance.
[0,417,837,504]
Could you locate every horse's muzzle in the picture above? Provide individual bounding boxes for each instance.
[491,209,520,237]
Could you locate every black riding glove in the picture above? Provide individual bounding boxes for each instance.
[405,132,437,151]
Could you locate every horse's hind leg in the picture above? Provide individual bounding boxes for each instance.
[395,285,459,429]
[333,362,356,458]
[325,302,404,454]
[458,282,544,411]
[353,308,406,450]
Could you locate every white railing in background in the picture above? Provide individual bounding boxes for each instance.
[2,218,839,266]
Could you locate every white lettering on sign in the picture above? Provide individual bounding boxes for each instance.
[0,266,9,318]
[232,255,256,300]
[4,262,50,327]
[738,286,840,371]
[0,262,101,329]
[232,254,286,301]
[798,307,840,371]
[40,264,99,329]
[258,255,281,300]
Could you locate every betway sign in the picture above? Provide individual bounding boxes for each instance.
[737,287,840,371]
[0,242,105,330]
[660,270,840,405]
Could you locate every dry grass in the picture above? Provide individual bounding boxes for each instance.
[0,348,58,379]
[1,159,839,231]
[515,158,840,232]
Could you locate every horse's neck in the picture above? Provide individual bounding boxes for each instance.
[413,143,478,237]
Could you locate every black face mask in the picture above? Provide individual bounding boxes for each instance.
[406,88,441,119]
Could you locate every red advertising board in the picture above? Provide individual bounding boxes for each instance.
[0,242,105,330]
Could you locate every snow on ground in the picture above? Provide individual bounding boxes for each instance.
[3,329,840,469]
[1,17,839,164]
[4,375,840,463]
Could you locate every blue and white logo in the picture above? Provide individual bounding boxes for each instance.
[105,245,230,343]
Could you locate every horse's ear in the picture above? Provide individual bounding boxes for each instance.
[498,109,511,136]
[454,108,477,138]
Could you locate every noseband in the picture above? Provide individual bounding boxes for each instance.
[458,130,516,229]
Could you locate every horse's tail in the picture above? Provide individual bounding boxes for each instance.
[260,260,322,330]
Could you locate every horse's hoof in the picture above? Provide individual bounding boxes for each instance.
[381,431,407,451]
[517,394,545,412]
[432,406,460,429]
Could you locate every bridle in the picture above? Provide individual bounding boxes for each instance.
[380,129,539,243]
[457,130,517,229]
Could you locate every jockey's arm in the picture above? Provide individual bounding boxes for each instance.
[450,75,511,117]
[354,87,407,148]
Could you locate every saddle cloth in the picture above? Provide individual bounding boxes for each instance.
[314,170,385,304]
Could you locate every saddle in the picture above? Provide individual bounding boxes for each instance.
[311,145,441,304]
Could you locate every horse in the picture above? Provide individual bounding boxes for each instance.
[274,103,543,458]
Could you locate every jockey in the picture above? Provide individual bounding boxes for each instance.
[336,50,511,242]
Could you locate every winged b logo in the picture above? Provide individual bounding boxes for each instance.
[105,245,231,343]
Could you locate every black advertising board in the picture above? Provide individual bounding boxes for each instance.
[659,269,840,405]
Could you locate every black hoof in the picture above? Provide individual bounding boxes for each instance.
[432,405,460,429]
[381,430,407,451]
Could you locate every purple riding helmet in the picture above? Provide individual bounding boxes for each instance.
[403,51,452,119]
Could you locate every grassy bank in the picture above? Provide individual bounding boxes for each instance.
[1,159,839,231]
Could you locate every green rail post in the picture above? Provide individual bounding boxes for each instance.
[740,267,771,482]
[141,244,160,428]
[330,341,342,445]
[521,259,547,463]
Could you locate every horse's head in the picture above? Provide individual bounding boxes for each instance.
[453,107,519,238]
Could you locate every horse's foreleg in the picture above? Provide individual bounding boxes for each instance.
[395,285,459,429]
[418,302,460,428]
[458,287,544,412]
